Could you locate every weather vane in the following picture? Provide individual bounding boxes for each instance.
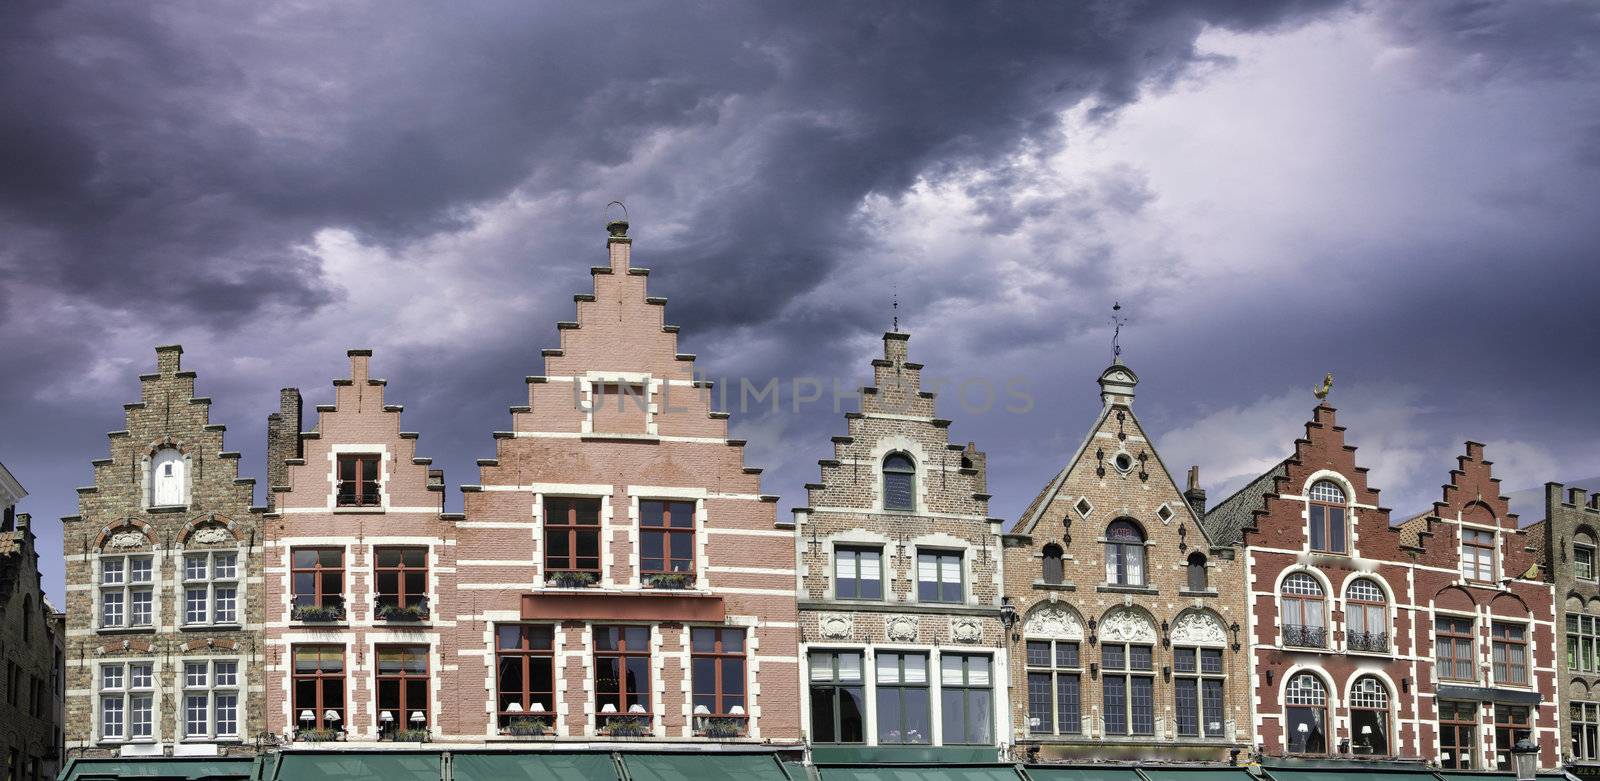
[1110,301,1128,361]
[892,284,899,333]
[1314,372,1334,402]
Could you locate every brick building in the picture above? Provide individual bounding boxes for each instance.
[2,463,65,781]
[1205,403,1558,770]
[1528,481,1600,770]
[60,347,265,759]
[1002,360,1249,762]
[790,332,1007,761]
[447,217,800,744]
[260,351,458,743]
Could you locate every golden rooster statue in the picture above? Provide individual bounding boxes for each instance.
[1314,373,1334,402]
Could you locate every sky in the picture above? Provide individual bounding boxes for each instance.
[4,1,1599,604]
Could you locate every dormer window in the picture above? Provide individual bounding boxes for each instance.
[337,454,381,507]
[1307,481,1347,554]
[882,453,916,512]
[151,448,187,507]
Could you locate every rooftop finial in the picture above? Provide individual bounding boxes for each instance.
[892,284,899,333]
[1109,301,1128,362]
[605,200,629,239]
[1314,372,1334,403]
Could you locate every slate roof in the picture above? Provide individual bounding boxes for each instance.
[1200,460,1288,547]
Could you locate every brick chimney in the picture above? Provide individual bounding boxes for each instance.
[606,203,631,273]
[1184,465,1207,518]
[266,387,303,510]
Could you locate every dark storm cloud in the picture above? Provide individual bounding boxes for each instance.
[1375,0,1600,82]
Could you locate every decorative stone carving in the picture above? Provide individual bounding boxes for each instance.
[1169,610,1227,646]
[949,617,983,644]
[1098,607,1157,643]
[885,615,919,642]
[818,613,853,640]
[109,531,147,549]
[1022,603,1084,640]
[191,526,229,545]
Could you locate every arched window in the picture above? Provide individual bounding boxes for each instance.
[151,448,187,507]
[882,453,915,512]
[1345,579,1388,652]
[1308,480,1347,553]
[1041,544,1064,585]
[1104,520,1146,586]
[1350,676,1390,756]
[1285,673,1328,754]
[1281,573,1327,648]
[1186,552,1208,592]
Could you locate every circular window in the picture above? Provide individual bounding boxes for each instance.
[1114,453,1133,472]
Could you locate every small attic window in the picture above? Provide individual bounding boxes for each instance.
[150,448,187,507]
[1113,453,1134,473]
[1074,497,1093,519]
[1157,504,1174,523]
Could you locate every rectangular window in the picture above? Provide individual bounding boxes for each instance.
[98,555,154,630]
[640,500,695,576]
[916,550,962,603]
[940,654,992,745]
[181,659,240,740]
[809,651,865,744]
[1436,617,1476,682]
[495,624,555,728]
[594,626,651,729]
[291,548,345,617]
[1174,647,1226,738]
[374,547,429,618]
[544,497,602,576]
[376,645,429,736]
[834,546,883,600]
[336,453,381,507]
[1026,640,1081,736]
[1439,701,1479,769]
[1573,702,1600,761]
[1572,615,1600,674]
[1494,705,1531,770]
[1578,546,1597,581]
[691,628,747,732]
[98,662,154,741]
[1102,643,1155,736]
[875,652,930,744]
[291,645,346,733]
[1461,529,1496,581]
[182,551,239,626]
[1492,622,1528,686]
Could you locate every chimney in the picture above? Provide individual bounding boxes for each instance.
[266,388,303,510]
[963,442,988,494]
[155,344,183,375]
[606,203,631,272]
[1184,465,1207,519]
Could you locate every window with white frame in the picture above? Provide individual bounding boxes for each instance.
[940,654,993,745]
[1350,675,1391,756]
[1345,578,1389,652]
[100,555,154,630]
[1280,573,1327,648]
[1491,622,1528,686]
[1307,480,1348,554]
[150,448,187,507]
[182,659,240,740]
[183,551,239,626]
[1576,531,1597,581]
[1285,673,1328,754]
[1461,528,1496,581]
[99,662,154,741]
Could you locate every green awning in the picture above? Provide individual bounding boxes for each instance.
[1024,767,1143,781]
[452,751,619,781]
[820,766,1024,781]
[61,758,256,781]
[1139,770,1258,781]
[622,752,793,780]
[810,747,1000,764]
[270,751,441,781]
[1263,769,1440,781]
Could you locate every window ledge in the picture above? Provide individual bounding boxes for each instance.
[1343,648,1392,658]
[97,626,155,635]
[1096,584,1159,595]
[333,507,386,514]
[1031,581,1077,591]
[179,624,243,632]
[147,505,190,514]
[1278,644,1334,654]
[1178,590,1218,598]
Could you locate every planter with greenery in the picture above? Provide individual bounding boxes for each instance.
[643,572,695,590]
[602,716,651,737]
[296,727,339,742]
[504,717,551,737]
[702,717,745,738]
[391,728,429,742]
[291,603,345,622]
[546,571,597,588]
[375,599,429,621]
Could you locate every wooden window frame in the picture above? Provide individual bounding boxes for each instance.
[691,627,747,723]
[290,547,345,610]
[1307,481,1348,554]
[1439,700,1479,769]
[374,546,429,611]
[291,645,346,732]
[594,626,651,727]
[375,644,430,736]
[1025,640,1082,736]
[1494,705,1532,770]
[181,659,240,741]
[1491,621,1529,686]
[1104,520,1147,586]
[1436,616,1477,682]
[544,497,602,575]
[1573,701,1600,761]
[495,624,555,728]
[182,550,239,627]
[940,653,993,746]
[1285,673,1330,755]
[1461,528,1496,582]
[1349,675,1391,756]
[336,453,382,507]
[1281,574,1327,648]
[639,499,696,576]
[1345,579,1389,653]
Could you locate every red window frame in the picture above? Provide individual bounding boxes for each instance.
[544,497,601,574]
[291,645,345,731]
[1308,481,1348,553]
[691,628,747,720]
[374,547,428,610]
[375,645,429,734]
[1462,529,1496,581]
[291,548,344,609]
[640,500,695,575]
[336,454,381,507]
[1439,700,1479,769]
[594,626,651,725]
[495,625,555,727]
[1437,617,1477,681]
[1492,622,1528,686]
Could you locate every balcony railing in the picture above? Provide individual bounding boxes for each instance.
[375,595,430,621]
[1346,630,1389,653]
[1283,624,1328,648]
[336,482,382,507]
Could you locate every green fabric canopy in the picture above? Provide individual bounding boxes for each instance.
[1263,769,1440,781]
[269,751,440,781]
[61,758,256,781]
[452,751,619,781]
[622,752,795,781]
[1024,767,1144,781]
[1139,769,1258,781]
[820,766,1025,781]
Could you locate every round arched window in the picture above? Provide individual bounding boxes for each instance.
[1104,520,1146,586]
[1350,676,1390,756]
[1285,673,1328,754]
[882,453,916,512]
[1281,573,1326,648]
[1308,480,1347,554]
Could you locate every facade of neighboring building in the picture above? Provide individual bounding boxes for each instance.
[1206,404,1559,770]
[1533,482,1600,771]
[59,347,264,759]
[790,332,1007,761]
[2,464,65,781]
[449,218,800,744]
[260,352,458,743]
[1002,360,1249,762]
